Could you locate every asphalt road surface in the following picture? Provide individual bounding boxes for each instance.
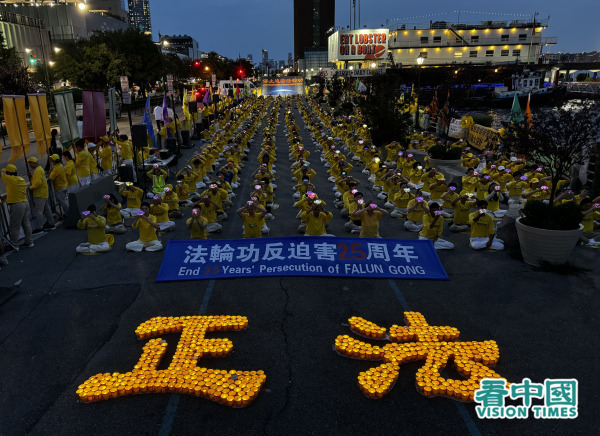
[0,98,598,435]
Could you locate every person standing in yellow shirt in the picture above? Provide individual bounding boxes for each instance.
[62,151,79,192]
[1,164,33,247]
[468,200,504,250]
[460,112,474,140]
[114,133,136,182]
[351,203,388,238]
[48,154,69,218]
[74,140,92,185]
[186,208,208,240]
[97,136,113,176]
[27,157,56,232]
[419,203,454,250]
[76,204,110,253]
[126,202,163,252]
[237,201,267,238]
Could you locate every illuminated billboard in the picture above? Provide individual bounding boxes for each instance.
[328,29,390,62]
[261,77,305,96]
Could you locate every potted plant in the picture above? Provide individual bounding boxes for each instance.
[428,143,464,169]
[503,100,599,266]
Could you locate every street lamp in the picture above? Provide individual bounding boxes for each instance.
[371,62,377,68]
[416,55,424,93]
[77,2,86,11]
[53,47,61,53]
[25,48,32,54]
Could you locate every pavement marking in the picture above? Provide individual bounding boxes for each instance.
[158,279,216,436]
[387,279,482,436]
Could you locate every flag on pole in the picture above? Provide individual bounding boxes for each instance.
[2,95,30,162]
[182,89,191,127]
[235,83,241,99]
[524,93,532,127]
[244,80,250,98]
[27,94,52,157]
[162,94,172,138]
[510,94,524,124]
[203,86,212,106]
[53,90,79,149]
[143,95,157,148]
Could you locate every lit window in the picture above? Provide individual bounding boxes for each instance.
[454,52,463,58]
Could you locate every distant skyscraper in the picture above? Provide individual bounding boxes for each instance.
[247,54,253,63]
[128,0,151,34]
[262,49,268,64]
[294,0,334,59]
[288,52,293,66]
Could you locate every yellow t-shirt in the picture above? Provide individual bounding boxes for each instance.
[49,163,68,191]
[393,191,414,208]
[582,211,600,233]
[406,199,427,222]
[300,211,333,236]
[429,183,447,200]
[469,212,494,238]
[75,149,93,177]
[420,213,444,239]
[133,214,158,242]
[116,139,134,160]
[359,210,384,238]
[64,160,78,186]
[119,187,144,209]
[106,204,122,226]
[453,200,476,225]
[508,181,528,197]
[187,216,208,239]
[30,166,49,198]
[198,202,218,223]
[77,215,107,245]
[241,211,263,238]
[150,203,170,223]
[162,192,180,210]
[1,172,28,203]
[462,175,478,193]
[99,145,112,170]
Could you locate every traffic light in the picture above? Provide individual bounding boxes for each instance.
[196,87,207,100]
[29,54,37,65]
[194,60,201,68]
[238,68,244,76]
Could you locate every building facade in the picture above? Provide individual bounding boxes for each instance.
[127,0,151,35]
[0,1,128,42]
[0,9,51,68]
[293,0,334,60]
[388,19,556,66]
[158,34,200,59]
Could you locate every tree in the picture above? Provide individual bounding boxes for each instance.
[326,74,344,108]
[502,100,600,206]
[358,72,413,146]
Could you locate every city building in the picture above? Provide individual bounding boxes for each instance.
[0,1,128,42]
[158,34,200,59]
[247,53,253,63]
[288,52,293,66]
[388,18,557,66]
[293,0,334,59]
[127,0,151,35]
[0,9,51,68]
[86,0,128,22]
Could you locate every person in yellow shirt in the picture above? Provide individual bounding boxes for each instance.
[76,205,111,253]
[237,201,267,238]
[97,136,113,176]
[100,193,126,234]
[187,208,208,240]
[192,195,223,234]
[27,157,56,232]
[48,154,69,218]
[62,151,79,192]
[351,202,387,238]
[418,203,454,250]
[523,178,550,202]
[162,186,183,219]
[114,133,136,182]
[404,194,429,232]
[391,184,414,219]
[119,183,144,217]
[579,199,600,246]
[126,202,163,252]
[460,112,474,140]
[450,193,477,232]
[147,165,168,197]
[150,196,175,232]
[74,140,93,185]
[301,201,334,236]
[468,200,504,250]
[86,142,100,181]
[1,164,33,247]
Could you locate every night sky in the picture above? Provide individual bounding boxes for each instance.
[149,0,598,62]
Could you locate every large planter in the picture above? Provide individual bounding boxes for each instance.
[515,217,583,266]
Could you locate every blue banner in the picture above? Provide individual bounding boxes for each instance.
[156,237,448,282]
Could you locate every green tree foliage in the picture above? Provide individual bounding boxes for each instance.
[358,72,413,146]
[326,74,344,108]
